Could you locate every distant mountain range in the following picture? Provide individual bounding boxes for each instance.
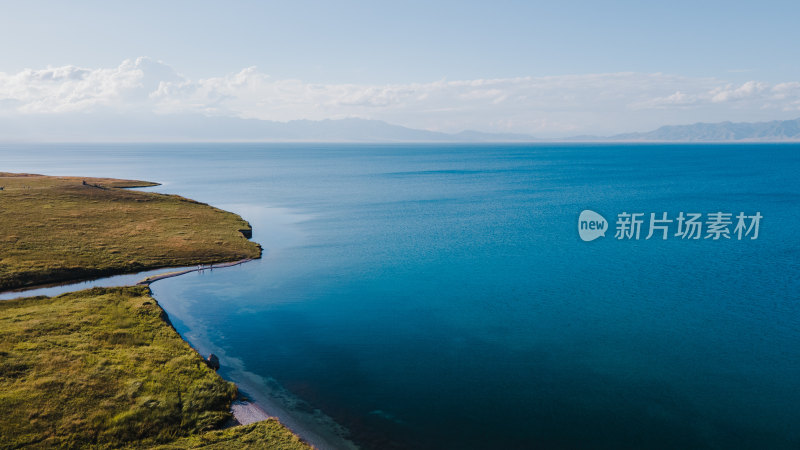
[600,117,800,142]
[1,113,799,142]
[0,113,535,143]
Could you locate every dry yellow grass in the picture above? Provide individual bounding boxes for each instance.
[0,173,261,290]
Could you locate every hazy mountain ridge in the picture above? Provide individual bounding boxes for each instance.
[606,117,800,142]
[1,113,799,142]
[0,113,536,143]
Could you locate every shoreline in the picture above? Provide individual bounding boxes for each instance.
[0,259,342,449]
[137,259,343,446]
[224,368,360,450]
[0,258,252,300]
[0,257,257,297]
[133,259,359,449]
[0,173,327,448]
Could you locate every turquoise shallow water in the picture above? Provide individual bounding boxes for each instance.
[2,143,799,449]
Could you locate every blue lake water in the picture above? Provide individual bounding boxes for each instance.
[2,143,799,449]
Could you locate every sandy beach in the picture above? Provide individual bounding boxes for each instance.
[226,369,360,450]
[231,400,273,425]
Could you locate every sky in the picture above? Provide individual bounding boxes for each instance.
[1,0,799,138]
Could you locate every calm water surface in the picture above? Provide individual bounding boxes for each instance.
[2,143,799,449]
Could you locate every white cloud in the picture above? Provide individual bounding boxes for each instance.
[635,80,800,113]
[1,58,799,136]
[710,81,770,103]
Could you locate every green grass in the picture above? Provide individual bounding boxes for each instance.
[0,173,261,291]
[153,420,310,449]
[0,286,309,449]
[0,173,308,449]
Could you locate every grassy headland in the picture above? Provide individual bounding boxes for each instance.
[0,286,308,449]
[0,173,308,449]
[0,173,261,291]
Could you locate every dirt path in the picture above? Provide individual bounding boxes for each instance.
[136,258,253,285]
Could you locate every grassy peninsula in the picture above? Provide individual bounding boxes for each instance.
[0,173,261,291]
[0,173,308,449]
[0,287,306,449]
